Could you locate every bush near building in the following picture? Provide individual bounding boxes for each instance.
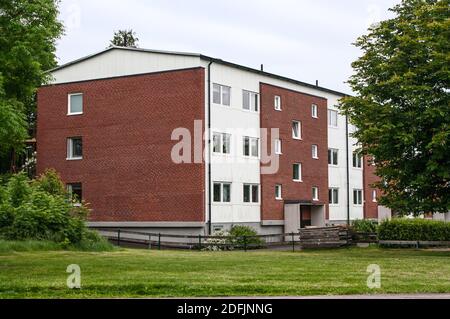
[0,169,112,250]
[379,219,450,242]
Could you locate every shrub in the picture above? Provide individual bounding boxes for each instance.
[203,230,233,251]
[352,219,378,233]
[229,225,264,249]
[379,219,450,241]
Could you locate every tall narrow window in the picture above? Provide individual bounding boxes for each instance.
[213,84,231,106]
[311,104,318,118]
[274,96,282,111]
[312,187,319,201]
[275,139,282,155]
[68,93,83,115]
[213,133,231,155]
[243,90,259,112]
[213,182,231,203]
[353,152,362,168]
[328,149,339,166]
[243,184,259,203]
[372,190,378,202]
[293,163,302,182]
[292,121,302,139]
[353,189,363,205]
[275,184,282,200]
[312,145,319,159]
[67,137,83,160]
[328,109,338,127]
[329,188,339,205]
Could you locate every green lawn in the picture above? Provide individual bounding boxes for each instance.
[0,247,449,298]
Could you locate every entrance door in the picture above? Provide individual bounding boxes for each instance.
[300,206,312,229]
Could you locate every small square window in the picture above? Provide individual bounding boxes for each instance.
[213,133,231,155]
[213,84,231,106]
[328,109,338,127]
[214,182,232,203]
[353,152,363,168]
[67,183,82,203]
[329,188,339,205]
[243,90,259,112]
[328,149,339,166]
[353,189,363,205]
[67,137,83,160]
[243,137,259,157]
[68,93,83,115]
[243,184,259,203]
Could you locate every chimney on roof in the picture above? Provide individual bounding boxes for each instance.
[316,80,319,87]
[261,64,264,72]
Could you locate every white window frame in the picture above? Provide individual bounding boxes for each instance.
[328,109,338,128]
[67,183,82,206]
[312,187,319,201]
[329,188,339,205]
[275,184,282,200]
[312,144,319,159]
[292,120,302,140]
[353,189,363,206]
[242,90,259,112]
[67,137,83,160]
[293,163,303,182]
[372,190,378,202]
[243,136,259,158]
[274,95,282,111]
[68,93,83,116]
[243,184,260,204]
[213,132,231,155]
[311,104,318,118]
[213,84,231,106]
[353,152,363,168]
[213,182,232,203]
[275,139,282,155]
[328,148,339,166]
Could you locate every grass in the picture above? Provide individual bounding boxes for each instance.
[0,239,115,254]
[0,246,449,298]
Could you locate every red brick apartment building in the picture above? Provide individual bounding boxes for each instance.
[37,46,394,235]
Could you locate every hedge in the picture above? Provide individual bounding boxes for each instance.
[379,219,450,241]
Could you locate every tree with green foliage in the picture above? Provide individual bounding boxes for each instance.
[340,0,449,216]
[110,29,139,48]
[0,0,64,173]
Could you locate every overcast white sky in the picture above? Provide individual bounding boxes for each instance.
[56,0,401,94]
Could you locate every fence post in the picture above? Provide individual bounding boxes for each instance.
[291,232,295,252]
[198,235,202,251]
[244,236,247,252]
[158,233,161,250]
[117,229,121,247]
[148,235,152,250]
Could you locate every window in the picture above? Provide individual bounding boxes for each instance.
[372,190,378,202]
[275,184,282,200]
[243,90,259,112]
[311,104,318,118]
[312,187,319,201]
[213,133,231,155]
[243,184,259,203]
[312,145,319,159]
[67,183,82,203]
[353,152,362,168]
[213,84,231,106]
[68,93,83,115]
[353,189,363,205]
[329,188,339,205]
[275,139,282,155]
[292,121,302,139]
[213,182,231,203]
[328,109,338,127]
[293,163,302,182]
[274,96,282,111]
[328,148,339,166]
[243,137,259,157]
[67,137,83,160]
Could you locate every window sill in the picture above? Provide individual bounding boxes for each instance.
[292,137,303,141]
[274,108,282,112]
[67,113,83,116]
[293,180,303,183]
[67,157,83,161]
[275,197,283,201]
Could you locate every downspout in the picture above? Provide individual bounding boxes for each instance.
[346,115,351,226]
[207,61,213,235]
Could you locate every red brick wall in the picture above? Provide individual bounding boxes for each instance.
[260,83,329,221]
[37,68,205,222]
[363,156,379,219]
